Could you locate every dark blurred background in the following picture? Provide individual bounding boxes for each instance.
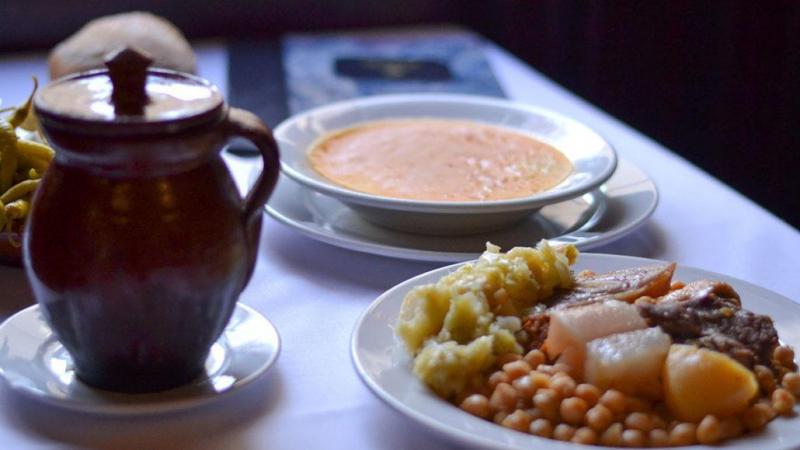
[1,0,798,228]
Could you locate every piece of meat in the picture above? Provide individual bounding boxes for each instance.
[637,280,779,368]
[522,312,549,352]
[548,263,677,307]
[694,334,758,368]
[523,263,676,350]
[658,279,741,307]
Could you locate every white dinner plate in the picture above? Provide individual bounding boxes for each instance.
[274,94,618,234]
[262,159,657,262]
[0,303,280,415]
[351,253,800,450]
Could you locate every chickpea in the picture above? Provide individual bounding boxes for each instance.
[529,371,551,391]
[697,415,722,444]
[512,374,537,399]
[575,383,601,406]
[625,396,652,413]
[523,349,546,368]
[515,398,531,411]
[649,428,669,447]
[783,372,800,396]
[503,360,532,381]
[460,394,491,419]
[586,404,614,431]
[525,407,544,420]
[621,429,645,447]
[553,424,576,441]
[571,427,598,445]
[624,411,653,432]
[493,411,509,424]
[758,399,778,420]
[669,423,697,446]
[755,364,777,394]
[490,382,518,412]
[772,388,796,415]
[560,397,589,425]
[742,402,774,431]
[651,414,667,431]
[488,371,509,390]
[529,418,553,438]
[774,345,796,368]
[551,374,577,398]
[453,390,471,406]
[501,409,533,432]
[497,353,522,367]
[552,363,573,376]
[533,388,560,420]
[599,389,627,415]
[777,366,792,385]
[599,423,624,446]
[720,416,744,439]
[536,364,557,376]
[533,387,559,404]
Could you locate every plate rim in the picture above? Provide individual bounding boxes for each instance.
[274,93,618,213]
[0,303,281,415]
[350,252,799,450]
[263,159,658,262]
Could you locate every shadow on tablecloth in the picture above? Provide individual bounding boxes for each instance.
[363,404,464,450]
[262,224,443,293]
[1,366,284,450]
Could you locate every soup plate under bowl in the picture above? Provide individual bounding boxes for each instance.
[274,94,617,235]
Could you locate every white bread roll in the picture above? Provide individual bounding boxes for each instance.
[49,11,196,79]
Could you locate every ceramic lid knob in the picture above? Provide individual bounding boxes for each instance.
[105,47,153,116]
[36,46,224,133]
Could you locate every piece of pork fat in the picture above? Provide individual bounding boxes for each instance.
[637,280,779,368]
[547,263,677,307]
[543,300,648,368]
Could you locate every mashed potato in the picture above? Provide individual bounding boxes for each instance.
[397,240,577,398]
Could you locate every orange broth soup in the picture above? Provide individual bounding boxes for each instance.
[308,119,573,202]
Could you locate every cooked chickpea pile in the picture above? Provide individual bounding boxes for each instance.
[458,345,800,447]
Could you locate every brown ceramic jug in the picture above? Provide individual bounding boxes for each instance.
[26,48,279,393]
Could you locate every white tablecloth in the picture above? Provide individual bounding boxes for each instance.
[0,41,798,450]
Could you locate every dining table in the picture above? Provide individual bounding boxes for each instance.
[0,37,798,450]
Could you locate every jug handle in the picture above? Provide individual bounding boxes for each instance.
[224,107,280,285]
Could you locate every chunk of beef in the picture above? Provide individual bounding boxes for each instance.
[637,280,779,368]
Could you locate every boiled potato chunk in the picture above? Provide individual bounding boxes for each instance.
[398,241,577,354]
[397,284,452,352]
[664,344,758,422]
[544,300,647,375]
[413,336,495,399]
[585,327,671,398]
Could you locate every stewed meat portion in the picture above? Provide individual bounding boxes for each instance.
[637,280,779,368]
[524,266,780,369]
[523,263,677,350]
[522,305,550,351]
[547,263,677,307]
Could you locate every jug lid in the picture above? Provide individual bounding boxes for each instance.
[35,47,225,135]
